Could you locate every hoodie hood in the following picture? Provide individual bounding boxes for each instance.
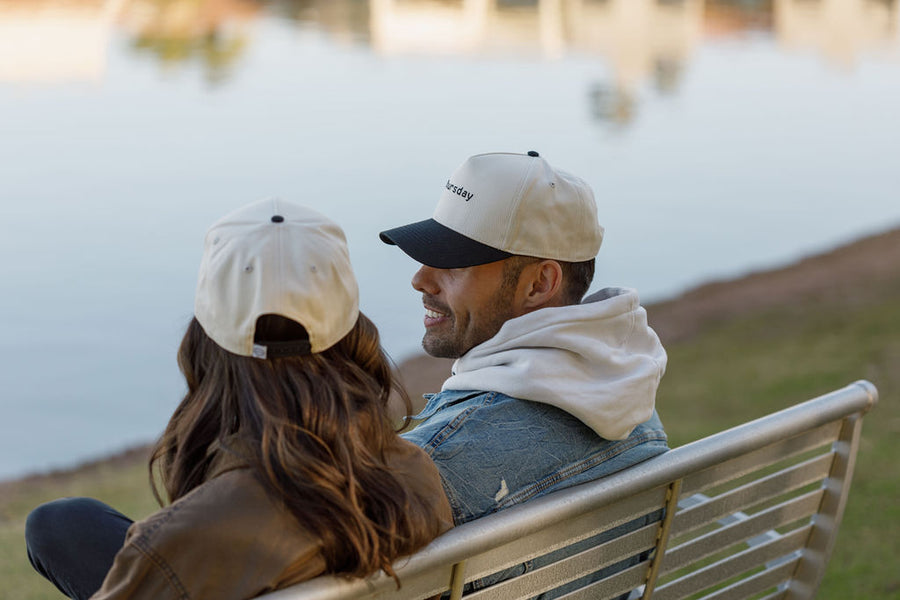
[441,287,666,440]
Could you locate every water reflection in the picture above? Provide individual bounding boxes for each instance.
[705,0,774,36]
[0,0,123,83]
[2,0,897,86]
[271,0,372,44]
[119,0,259,85]
[776,0,899,67]
[368,0,574,58]
[572,0,704,126]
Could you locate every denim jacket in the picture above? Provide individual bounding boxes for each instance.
[402,389,667,596]
[402,389,668,526]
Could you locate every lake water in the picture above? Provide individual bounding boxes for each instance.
[1,0,899,481]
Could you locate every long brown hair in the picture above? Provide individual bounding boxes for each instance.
[149,312,442,580]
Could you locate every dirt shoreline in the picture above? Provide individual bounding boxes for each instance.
[5,224,898,489]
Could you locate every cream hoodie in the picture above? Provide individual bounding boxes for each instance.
[442,287,666,440]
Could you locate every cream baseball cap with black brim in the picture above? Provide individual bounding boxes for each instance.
[380,151,604,268]
[194,198,359,358]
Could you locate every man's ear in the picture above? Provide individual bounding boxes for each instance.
[520,260,564,311]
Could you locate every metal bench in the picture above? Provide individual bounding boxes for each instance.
[261,380,878,600]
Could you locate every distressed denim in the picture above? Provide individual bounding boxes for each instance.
[401,389,668,597]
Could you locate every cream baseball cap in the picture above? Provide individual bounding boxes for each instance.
[194,198,359,358]
[380,151,604,268]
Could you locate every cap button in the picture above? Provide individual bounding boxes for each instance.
[527,150,540,157]
[271,215,284,223]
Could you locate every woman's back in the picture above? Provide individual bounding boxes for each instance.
[92,438,450,600]
[25,200,453,600]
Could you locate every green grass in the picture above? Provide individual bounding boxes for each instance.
[656,282,900,599]
[3,279,898,599]
[0,454,158,600]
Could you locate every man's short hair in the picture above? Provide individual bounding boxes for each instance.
[502,257,595,306]
[559,258,595,304]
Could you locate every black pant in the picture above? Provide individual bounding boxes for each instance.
[25,497,132,600]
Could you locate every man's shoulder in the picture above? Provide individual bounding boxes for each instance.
[400,389,523,449]
[401,389,597,449]
[403,387,666,450]
[408,388,526,424]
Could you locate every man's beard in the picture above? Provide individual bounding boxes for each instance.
[421,281,518,359]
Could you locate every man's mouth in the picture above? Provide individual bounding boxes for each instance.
[423,306,449,327]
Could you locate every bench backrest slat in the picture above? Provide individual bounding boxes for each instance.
[466,525,660,600]
[671,451,835,538]
[699,557,800,600]
[656,524,812,600]
[259,380,877,600]
[679,420,840,497]
[562,561,651,600]
[663,488,824,574]
[456,484,669,587]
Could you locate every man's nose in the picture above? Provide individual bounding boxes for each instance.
[412,265,439,294]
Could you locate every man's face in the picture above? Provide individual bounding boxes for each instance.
[411,259,520,359]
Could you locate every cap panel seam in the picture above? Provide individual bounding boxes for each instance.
[500,159,536,253]
[274,198,286,352]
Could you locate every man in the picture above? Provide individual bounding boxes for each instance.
[380,151,668,591]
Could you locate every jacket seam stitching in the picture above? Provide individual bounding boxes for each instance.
[132,537,191,599]
[420,392,499,453]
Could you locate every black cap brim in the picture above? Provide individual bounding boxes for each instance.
[379,219,512,269]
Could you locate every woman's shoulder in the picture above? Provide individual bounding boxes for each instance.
[387,437,454,530]
[109,470,325,600]
[387,436,440,476]
[132,469,302,547]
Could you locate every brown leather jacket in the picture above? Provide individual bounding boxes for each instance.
[90,439,453,600]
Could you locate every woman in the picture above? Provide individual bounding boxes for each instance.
[25,199,453,600]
